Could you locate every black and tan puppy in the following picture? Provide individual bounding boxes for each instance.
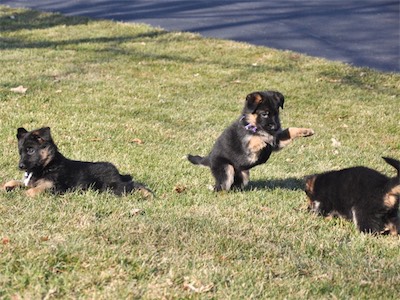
[305,157,400,235]
[2,127,151,197]
[188,90,314,191]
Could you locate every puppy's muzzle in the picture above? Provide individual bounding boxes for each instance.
[18,162,27,170]
[266,123,279,133]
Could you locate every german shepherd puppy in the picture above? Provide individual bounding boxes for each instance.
[188,91,314,191]
[2,127,151,197]
[305,157,400,235]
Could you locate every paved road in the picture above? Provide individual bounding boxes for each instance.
[2,0,399,72]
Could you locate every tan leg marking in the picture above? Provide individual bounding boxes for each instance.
[2,180,24,191]
[241,170,250,187]
[278,127,314,148]
[136,186,154,199]
[26,180,54,197]
[288,127,315,138]
[384,222,399,236]
[222,165,235,191]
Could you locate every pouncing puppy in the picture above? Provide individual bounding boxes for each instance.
[188,90,314,191]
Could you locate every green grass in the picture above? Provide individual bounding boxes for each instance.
[1,6,399,299]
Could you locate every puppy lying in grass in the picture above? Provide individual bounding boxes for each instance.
[305,157,400,235]
[2,127,152,198]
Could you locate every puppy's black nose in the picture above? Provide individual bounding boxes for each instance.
[267,124,277,131]
[18,162,26,170]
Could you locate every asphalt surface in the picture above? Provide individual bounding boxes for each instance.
[2,0,399,72]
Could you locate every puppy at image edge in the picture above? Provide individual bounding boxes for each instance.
[305,157,400,235]
[2,127,152,197]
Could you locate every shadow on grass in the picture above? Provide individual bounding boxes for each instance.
[247,177,306,191]
[0,7,297,74]
[0,9,89,32]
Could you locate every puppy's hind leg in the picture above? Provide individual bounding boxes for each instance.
[232,169,250,190]
[211,163,235,191]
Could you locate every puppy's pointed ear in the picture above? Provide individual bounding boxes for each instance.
[274,92,284,109]
[36,127,52,143]
[244,92,263,113]
[30,127,52,144]
[17,128,28,140]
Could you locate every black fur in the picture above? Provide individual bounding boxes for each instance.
[305,157,400,235]
[188,90,314,191]
[3,127,150,197]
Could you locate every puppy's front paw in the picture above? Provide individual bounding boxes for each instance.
[2,180,23,192]
[298,128,314,137]
[288,128,315,139]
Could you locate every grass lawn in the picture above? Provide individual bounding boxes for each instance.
[0,6,399,299]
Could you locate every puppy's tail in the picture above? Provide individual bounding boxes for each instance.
[187,154,210,167]
[382,157,400,179]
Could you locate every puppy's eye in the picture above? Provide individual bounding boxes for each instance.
[260,112,269,118]
[27,148,35,155]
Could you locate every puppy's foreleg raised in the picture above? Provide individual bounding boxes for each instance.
[274,128,314,150]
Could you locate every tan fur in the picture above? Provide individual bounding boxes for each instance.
[245,135,266,164]
[278,128,315,148]
[40,146,53,167]
[383,186,400,209]
[246,114,258,127]
[384,222,399,236]
[253,93,263,104]
[241,170,250,187]
[222,165,235,190]
[248,135,266,151]
[305,176,316,194]
[136,186,154,199]
[26,179,54,197]
[2,180,23,191]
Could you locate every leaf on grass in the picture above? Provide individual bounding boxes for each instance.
[260,206,271,212]
[128,208,143,217]
[331,138,341,148]
[131,138,144,145]
[183,282,214,293]
[2,237,10,245]
[174,184,186,193]
[10,85,28,94]
[40,236,49,242]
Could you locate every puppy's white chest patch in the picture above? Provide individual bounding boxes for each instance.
[23,172,33,186]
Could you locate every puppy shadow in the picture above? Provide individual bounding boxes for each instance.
[247,177,305,191]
